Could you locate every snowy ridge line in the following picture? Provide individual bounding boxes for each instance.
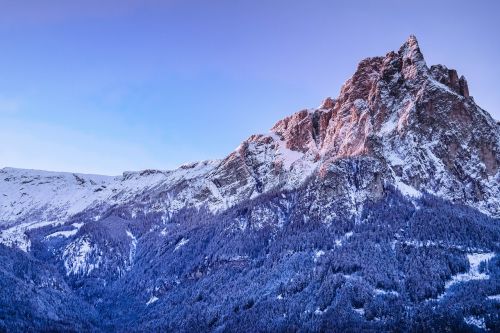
[1,34,499,260]
[0,160,219,227]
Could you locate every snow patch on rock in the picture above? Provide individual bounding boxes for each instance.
[63,237,101,276]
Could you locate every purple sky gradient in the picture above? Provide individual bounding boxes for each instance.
[0,0,498,175]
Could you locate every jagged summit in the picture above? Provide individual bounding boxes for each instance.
[272,35,481,155]
[269,36,484,156]
[221,35,499,216]
[403,34,419,48]
[399,34,425,64]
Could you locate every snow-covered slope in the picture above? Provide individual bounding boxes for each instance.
[0,161,219,225]
[0,168,114,225]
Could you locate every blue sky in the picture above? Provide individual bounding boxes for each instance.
[0,0,499,175]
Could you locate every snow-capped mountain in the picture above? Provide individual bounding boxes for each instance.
[1,36,499,332]
[2,37,498,231]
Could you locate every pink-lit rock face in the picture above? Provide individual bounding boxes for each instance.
[208,35,499,217]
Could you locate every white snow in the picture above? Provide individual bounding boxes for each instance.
[435,252,495,301]
[334,231,354,247]
[205,179,227,209]
[379,114,398,134]
[174,238,189,252]
[146,296,159,305]
[353,98,368,110]
[314,250,325,257]
[0,219,65,252]
[467,252,494,268]
[126,230,137,268]
[487,294,500,301]
[1,63,499,257]
[394,179,422,198]
[378,99,413,136]
[0,162,220,234]
[397,239,482,252]
[45,222,85,239]
[0,168,114,225]
[46,229,79,238]
[429,78,462,98]
[314,307,327,315]
[280,148,303,170]
[464,316,486,330]
[63,237,100,276]
[374,288,399,296]
[402,239,439,248]
[269,133,304,170]
[445,253,495,289]
[353,308,365,316]
[385,151,405,165]
[313,250,325,262]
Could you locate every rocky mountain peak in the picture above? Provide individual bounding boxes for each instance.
[258,35,499,215]
[269,36,488,160]
[268,36,430,160]
[399,35,425,64]
[398,35,427,81]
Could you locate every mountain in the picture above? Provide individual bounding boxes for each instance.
[1,36,499,332]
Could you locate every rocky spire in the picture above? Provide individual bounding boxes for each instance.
[399,35,424,61]
[209,35,498,217]
[429,65,471,98]
[459,75,470,97]
[398,35,427,80]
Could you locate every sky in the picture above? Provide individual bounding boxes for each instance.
[0,0,499,175]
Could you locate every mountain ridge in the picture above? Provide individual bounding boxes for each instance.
[1,36,498,234]
[1,35,500,332]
